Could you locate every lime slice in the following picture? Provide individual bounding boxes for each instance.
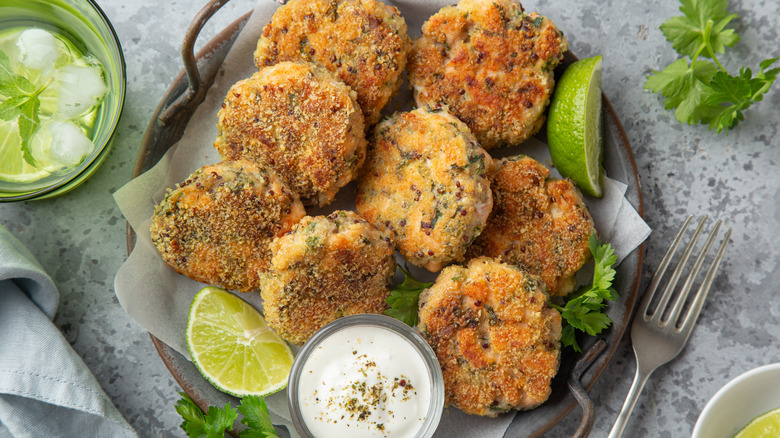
[734,407,780,438]
[0,119,51,183]
[547,55,604,197]
[186,286,294,398]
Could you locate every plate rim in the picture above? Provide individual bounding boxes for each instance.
[127,9,646,437]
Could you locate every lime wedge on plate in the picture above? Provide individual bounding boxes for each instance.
[186,286,294,398]
[547,55,604,197]
[733,407,780,438]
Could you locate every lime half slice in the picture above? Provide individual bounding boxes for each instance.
[733,407,780,438]
[186,286,294,398]
[0,120,51,183]
[547,55,604,197]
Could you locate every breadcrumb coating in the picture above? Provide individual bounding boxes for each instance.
[260,210,396,345]
[254,0,411,126]
[408,0,568,148]
[465,156,595,296]
[355,106,492,271]
[150,161,305,293]
[214,61,366,207]
[418,257,562,416]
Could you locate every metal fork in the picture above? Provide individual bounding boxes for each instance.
[608,215,731,438]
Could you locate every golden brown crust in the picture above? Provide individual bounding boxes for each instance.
[149,161,306,293]
[417,257,561,416]
[465,156,594,296]
[408,0,568,149]
[214,61,366,207]
[254,0,411,126]
[355,106,492,271]
[260,210,396,345]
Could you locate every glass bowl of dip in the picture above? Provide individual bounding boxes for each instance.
[288,314,445,438]
[0,0,125,202]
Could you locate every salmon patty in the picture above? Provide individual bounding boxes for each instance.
[465,156,595,296]
[259,210,396,345]
[149,161,306,292]
[408,0,568,149]
[417,257,562,416]
[355,106,492,271]
[214,61,365,207]
[254,0,411,126]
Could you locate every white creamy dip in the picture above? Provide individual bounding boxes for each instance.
[297,324,433,437]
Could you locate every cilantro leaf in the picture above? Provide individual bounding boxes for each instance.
[552,234,618,353]
[238,396,278,438]
[175,393,238,438]
[385,265,434,327]
[647,0,776,133]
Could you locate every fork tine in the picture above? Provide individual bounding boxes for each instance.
[678,225,731,338]
[648,216,707,323]
[665,220,722,326]
[638,215,694,317]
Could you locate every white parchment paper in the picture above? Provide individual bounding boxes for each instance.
[113,1,652,436]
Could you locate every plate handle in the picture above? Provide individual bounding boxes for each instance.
[159,0,233,124]
[567,339,608,437]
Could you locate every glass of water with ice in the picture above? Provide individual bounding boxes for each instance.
[0,0,125,201]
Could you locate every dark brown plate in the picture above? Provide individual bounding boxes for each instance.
[127,4,645,437]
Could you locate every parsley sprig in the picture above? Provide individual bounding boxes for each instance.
[0,51,49,165]
[645,0,779,133]
[551,234,618,353]
[175,393,279,438]
[384,265,434,327]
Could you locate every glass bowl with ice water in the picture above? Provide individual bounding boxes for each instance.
[0,0,125,201]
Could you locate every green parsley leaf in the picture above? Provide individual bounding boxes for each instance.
[552,233,618,353]
[238,396,278,438]
[175,393,238,438]
[175,394,279,438]
[646,0,776,133]
[385,265,434,327]
[660,0,738,59]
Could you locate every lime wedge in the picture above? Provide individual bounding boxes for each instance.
[733,407,780,438]
[547,55,604,197]
[0,119,51,183]
[186,286,294,398]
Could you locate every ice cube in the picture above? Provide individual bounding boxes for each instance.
[16,29,60,73]
[48,121,94,166]
[57,64,107,119]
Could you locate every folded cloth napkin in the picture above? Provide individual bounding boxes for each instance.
[0,225,137,438]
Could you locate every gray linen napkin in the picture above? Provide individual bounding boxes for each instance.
[0,225,137,438]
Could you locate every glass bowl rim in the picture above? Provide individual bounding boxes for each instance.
[0,0,127,202]
[287,314,445,438]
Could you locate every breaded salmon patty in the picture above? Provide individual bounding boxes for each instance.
[214,61,366,207]
[259,210,396,345]
[355,106,493,272]
[417,257,562,416]
[254,0,411,126]
[465,156,595,296]
[149,161,305,293]
[408,0,568,149]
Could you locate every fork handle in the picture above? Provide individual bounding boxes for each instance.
[607,363,656,438]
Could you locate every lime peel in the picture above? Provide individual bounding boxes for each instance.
[547,55,604,197]
[186,286,294,398]
[733,407,780,438]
